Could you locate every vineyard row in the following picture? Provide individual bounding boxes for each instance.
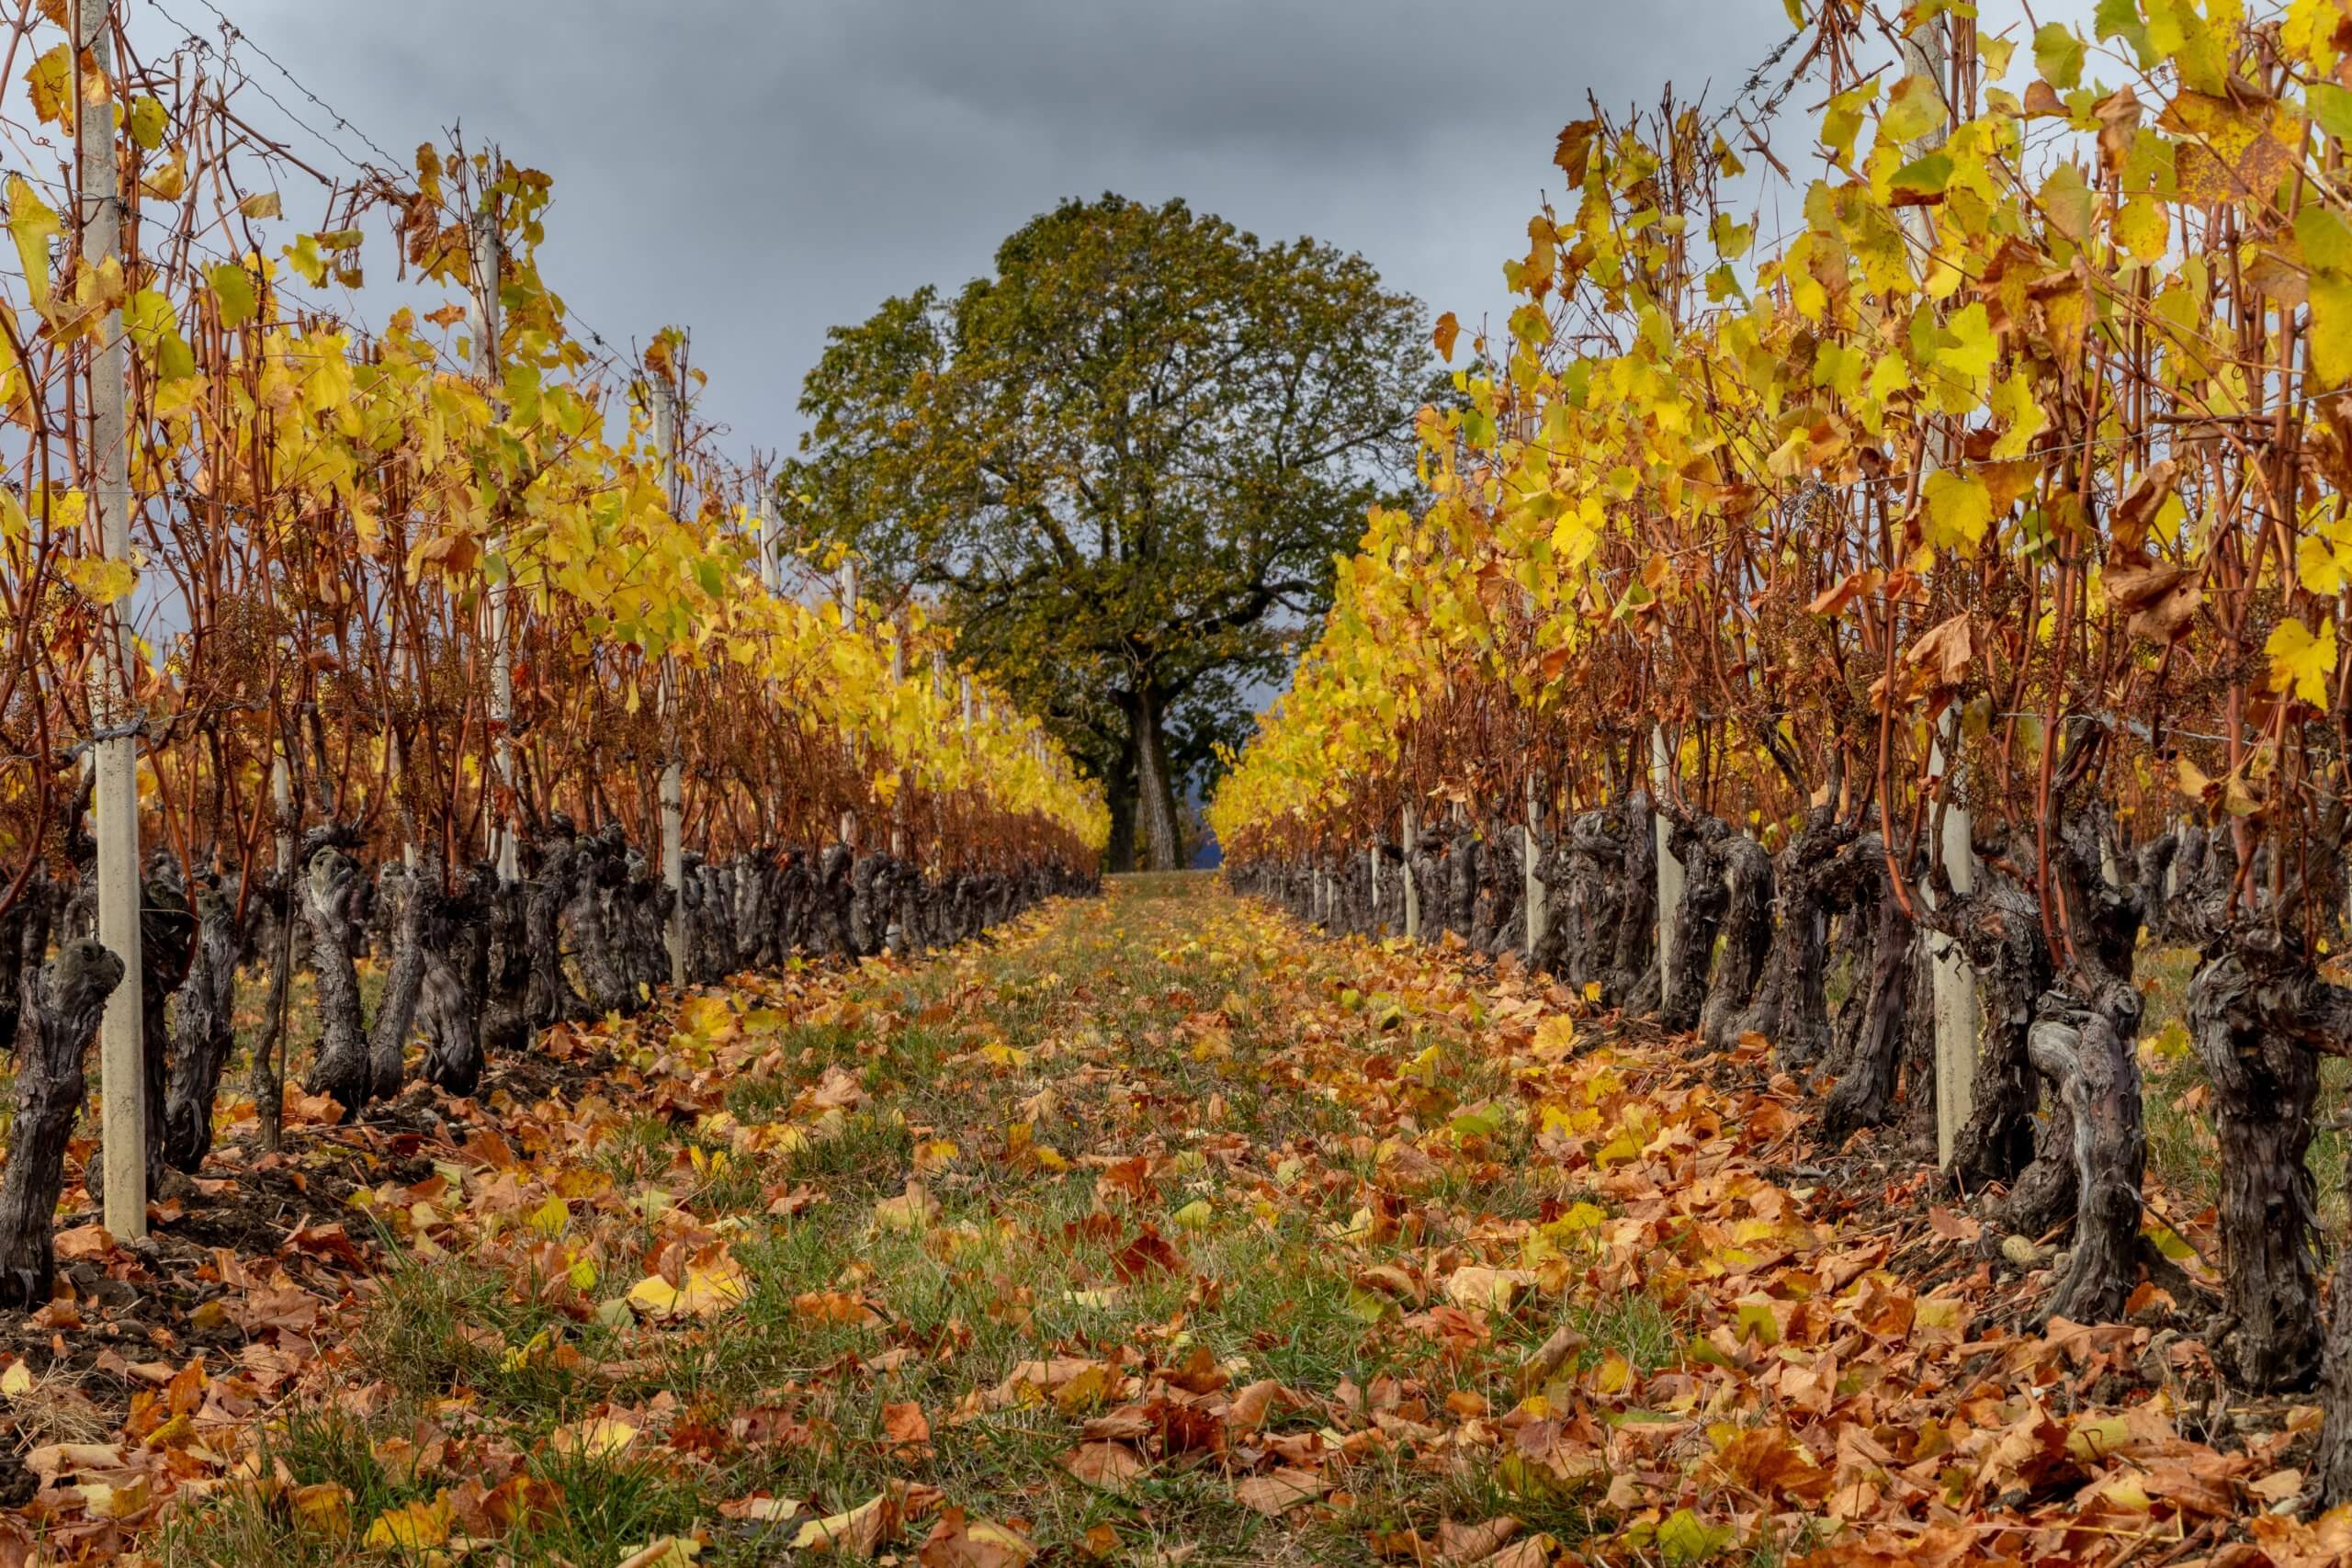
[1216,0,2352,1506]
[0,0,1107,1300]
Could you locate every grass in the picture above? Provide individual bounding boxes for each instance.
[155,873,1700,1564]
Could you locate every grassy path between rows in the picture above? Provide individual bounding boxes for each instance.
[23,874,2304,1565]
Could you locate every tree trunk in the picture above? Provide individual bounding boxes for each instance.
[1731,801,1849,1068]
[248,874,294,1155]
[162,884,240,1172]
[418,869,488,1098]
[1940,877,2053,1187]
[568,833,639,1013]
[1656,813,1729,1035]
[0,941,121,1307]
[2189,943,2326,1392]
[300,846,373,1117]
[1132,686,1184,873]
[1896,939,1939,1156]
[0,872,52,1055]
[2027,980,2145,1325]
[480,873,534,1053]
[2321,1228,2352,1502]
[1103,748,1139,875]
[1820,868,1917,1144]
[366,860,431,1102]
[1701,834,1775,1052]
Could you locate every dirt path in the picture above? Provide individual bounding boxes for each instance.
[3,875,2309,1565]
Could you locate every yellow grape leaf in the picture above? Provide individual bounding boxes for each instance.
[873,1180,939,1233]
[1879,73,1946,146]
[627,1256,749,1318]
[2299,531,2352,597]
[2112,196,2167,263]
[553,1416,638,1461]
[24,44,70,127]
[2266,616,2336,705]
[140,150,187,202]
[362,1492,455,1552]
[2311,274,2352,388]
[794,1490,901,1555]
[1938,302,1997,386]
[62,554,135,605]
[2300,206,2352,275]
[2290,0,2350,74]
[2039,163,2095,243]
[206,262,256,330]
[2032,23,2084,89]
[289,1483,351,1539]
[126,95,165,150]
[2161,91,2301,207]
[6,177,60,316]
[1657,1507,1736,1564]
[1921,469,1994,553]
[0,1362,29,1396]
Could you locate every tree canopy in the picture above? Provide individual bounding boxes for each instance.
[786,194,1432,869]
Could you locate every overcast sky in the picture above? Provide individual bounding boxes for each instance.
[108,0,2109,476]
[119,0,1824,464]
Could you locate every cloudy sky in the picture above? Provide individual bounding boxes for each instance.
[106,0,2109,476]
[117,0,1831,464]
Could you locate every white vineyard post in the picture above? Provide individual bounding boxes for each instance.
[470,178,520,881]
[757,490,784,596]
[650,374,687,989]
[1401,803,1419,942]
[1368,843,1381,928]
[839,563,858,849]
[1886,0,1978,1169]
[1650,728,1682,984]
[1929,711,1979,1168]
[1523,772,1547,959]
[80,0,143,1240]
[390,727,417,870]
[888,633,908,860]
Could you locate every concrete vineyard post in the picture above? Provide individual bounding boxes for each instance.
[1524,773,1547,959]
[757,491,783,596]
[80,0,143,1240]
[1650,728,1681,984]
[471,187,520,882]
[1401,803,1419,941]
[839,565,857,847]
[889,636,908,859]
[650,374,687,989]
[1928,712,1979,1168]
[1881,6,1979,1168]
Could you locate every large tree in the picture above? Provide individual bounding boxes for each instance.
[785,195,1431,870]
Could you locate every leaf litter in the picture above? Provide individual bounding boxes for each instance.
[0,875,2322,1563]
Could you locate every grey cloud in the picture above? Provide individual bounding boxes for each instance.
[124,1,1818,456]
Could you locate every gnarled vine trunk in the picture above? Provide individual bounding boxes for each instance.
[300,845,374,1118]
[162,883,241,1172]
[1820,846,1918,1145]
[0,942,121,1308]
